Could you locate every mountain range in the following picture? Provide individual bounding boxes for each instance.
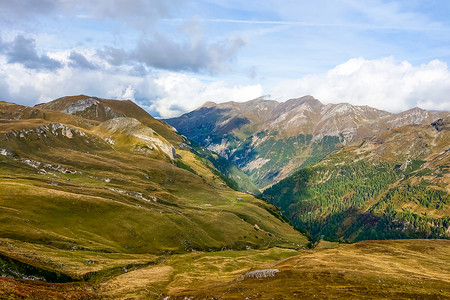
[0,95,308,297]
[166,95,447,189]
[167,94,449,243]
[0,94,449,299]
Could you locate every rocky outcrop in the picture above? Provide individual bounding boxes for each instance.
[97,117,176,159]
[3,123,86,141]
[63,98,99,114]
[0,148,14,157]
[61,98,123,119]
[236,269,280,280]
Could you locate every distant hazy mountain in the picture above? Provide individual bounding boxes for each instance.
[166,95,447,189]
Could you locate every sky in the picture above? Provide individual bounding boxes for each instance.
[0,0,450,118]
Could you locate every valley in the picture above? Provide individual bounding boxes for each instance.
[167,95,449,243]
[2,1,450,299]
[0,95,449,299]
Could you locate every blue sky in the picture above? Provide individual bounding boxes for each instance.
[0,0,449,117]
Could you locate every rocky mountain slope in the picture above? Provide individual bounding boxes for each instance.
[0,97,307,288]
[263,117,450,242]
[166,95,447,189]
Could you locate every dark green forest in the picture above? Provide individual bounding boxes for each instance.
[263,160,450,242]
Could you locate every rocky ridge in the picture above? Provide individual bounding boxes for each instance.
[166,96,449,188]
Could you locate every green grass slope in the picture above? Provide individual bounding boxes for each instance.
[0,100,307,284]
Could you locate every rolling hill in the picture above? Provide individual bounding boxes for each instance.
[0,97,307,289]
[2,239,448,299]
[165,239,450,299]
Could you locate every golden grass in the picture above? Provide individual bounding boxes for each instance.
[172,239,450,299]
[8,239,445,299]
[99,247,301,299]
[0,238,158,280]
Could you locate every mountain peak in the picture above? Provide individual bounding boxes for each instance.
[197,96,278,114]
[284,95,322,107]
[202,101,217,108]
[404,106,426,113]
[248,95,273,102]
[293,95,318,102]
[239,96,278,110]
[38,95,183,146]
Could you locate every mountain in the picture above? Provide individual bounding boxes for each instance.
[0,97,307,288]
[38,95,183,146]
[36,95,258,194]
[263,117,450,242]
[166,95,447,189]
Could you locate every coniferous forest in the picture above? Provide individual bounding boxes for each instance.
[264,155,450,243]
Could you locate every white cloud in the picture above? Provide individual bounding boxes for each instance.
[1,52,449,119]
[98,34,247,73]
[271,57,450,112]
[0,54,263,118]
[0,55,143,105]
[144,72,264,118]
[120,85,136,100]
